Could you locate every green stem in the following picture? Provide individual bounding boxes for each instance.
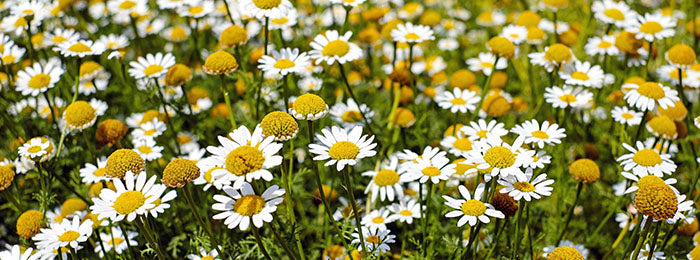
[473,57,499,120]
[646,222,661,260]
[337,63,376,135]
[511,200,525,259]
[343,166,368,257]
[153,79,181,155]
[556,182,583,245]
[219,74,237,130]
[630,219,653,260]
[252,226,273,260]
[182,185,225,259]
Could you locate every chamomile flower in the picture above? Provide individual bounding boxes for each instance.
[132,138,163,161]
[132,119,167,141]
[128,53,176,79]
[55,40,106,58]
[626,13,676,42]
[435,88,480,113]
[466,52,508,76]
[611,106,643,126]
[18,137,55,162]
[362,157,409,202]
[391,22,435,44]
[585,35,620,56]
[542,240,589,259]
[298,77,323,92]
[361,208,393,231]
[178,0,214,18]
[440,132,474,156]
[1,44,26,64]
[212,183,285,230]
[618,141,676,177]
[388,198,421,224]
[591,0,637,27]
[187,247,221,260]
[90,171,164,222]
[97,34,129,50]
[406,150,455,184]
[239,0,293,19]
[43,28,80,47]
[620,172,678,195]
[500,25,528,45]
[560,61,606,88]
[95,228,138,257]
[309,30,363,65]
[330,99,374,128]
[525,150,552,169]
[624,82,679,111]
[15,59,64,96]
[258,48,310,76]
[544,85,593,109]
[351,227,395,256]
[461,119,508,141]
[615,212,637,230]
[33,216,93,250]
[498,169,554,201]
[529,43,576,72]
[637,244,666,260]
[0,245,36,260]
[443,184,505,227]
[79,157,111,184]
[511,119,567,148]
[464,133,532,180]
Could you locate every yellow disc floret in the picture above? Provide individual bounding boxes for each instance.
[162,158,200,188]
[105,149,146,179]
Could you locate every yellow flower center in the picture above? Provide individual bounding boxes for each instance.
[404,32,421,40]
[559,94,577,103]
[421,166,441,177]
[328,141,360,160]
[68,42,92,53]
[635,184,677,221]
[233,194,265,216]
[341,110,362,123]
[2,55,15,64]
[365,235,381,244]
[374,169,399,186]
[28,73,51,89]
[271,17,289,25]
[189,6,204,14]
[597,41,612,48]
[639,21,663,34]
[476,130,488,138]
[143,64,164,76]
[544,44,572,63]
[483,146,516,169]
[547,246,584,260]
[274,58,295,69]
[531,130,549,139]
[513,181,536,192]
[632,149,662,167]
[14,17,27,28]
[52,36,68,43]
[119,0,136,9]
[372,216,385,223]
[424,87,436,98]
[58,230,80,242]
[94,168,106,177]
[292,93,327,116]
[113,190,146,215]
[170,26,188,41]
[322,40,350,57]
[399,209,413,216]
[570,71,590,81]
[481,62,494,68]
[137,145,152,154]
[622,113,634,119]
[453,137,473,151]
[603,8,625,20]
[450,97,467,105]
[252,0,281,9]
[108,237,124,246]
[64,101,96,128]
[144,129,157,136]
[105,149,145,179]
[225,146,265,176]
[637,82,665,100]
[201,257,214,260]
[460,199,486,216]
[647,115,676,138]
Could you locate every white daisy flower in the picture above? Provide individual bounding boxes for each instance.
[500,25,528,45]
[511,119,567,148]
[1,43,26,65]
[178,0,214,18]
[440,131,475,156]
[350,227,395,256]
[405,150,455,184]
[128,53,176,79]
[584,35,620,57]
[497,169,554,201]
[656,65,687,86]
[308,126,377,171]
[361,208,393,232]
[591,0,637,27]
[620,171,678,195]
[388,198,421,224]
[466,52,508,76]
[97,34,129,50]
[258,48,310,76]
[15,59,64,96]
[309,30,363,65]
[0,245,37,260]
[391,22,435,44]
[298,77,322,92]
[559,61,606,88]
[528,44,576,72]
[618,141,676,177]
[329,99,374,128]
[212,183,285,230]
[542,240,589,259]
[95,227,138,257]
[626,13,676,42]
[194,157,228,191]
[524,150,552,169]
[435,88,480,113]
[611,106,643,126]
[187,247,221,260]
[461,119,508,141]
[637,244,666,260]
[18,137,55,162]
[54,40,106,58]
[43,28,80,47]
[33,216,93,250]
[90,171,163,222]
[132,138,163,161]
[463,133,532,180]
[132,119,167,141]
[443,184,505,227]
[544,85,593,109]
[79,157,112,184]
[239,0,293,19]
[362,157,410,202]
[145,186,176,218]
[615,212,637,230]
[624,81,679,111]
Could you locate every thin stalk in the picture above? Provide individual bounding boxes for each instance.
[219,74,237,130]
[182,185,225,259]
[343,166,368,256]
[280,143,305,260]
[42,92,58,129]
[72,58,81,103]
[153,79,182,155]
[422,182,433,257]
[646,222,661,260]
[337,63,375,135]
[119,224,136,260]
[307,120,336,223]
[269,223,298,260]
[473,57,499,120]
[511,201,525,259]
[556,182,583,245]
[629,219,653,260]
[634,109,648,143]
[252,226,273,260]
[136,216,168,260]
